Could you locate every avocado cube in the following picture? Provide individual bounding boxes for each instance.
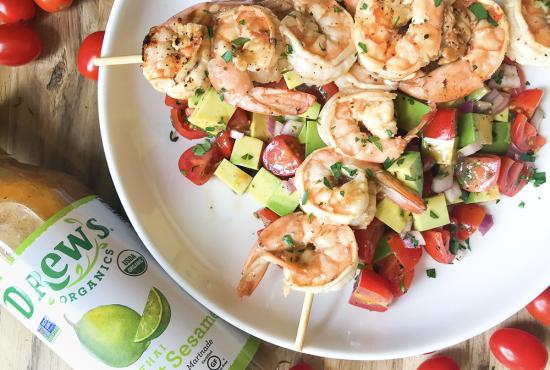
[466,185,500,203]
[421,137,459,165]
[300,103,321,120]
[465,84,491,101]
[247,168,281,206]
[386,151,423,194]
[214,159,252,195]
[250,113,270,142]
[412,194,450,231]
[457,113,493,148]
[266,184,299,216]
[283,71,303,90]
[446,196,464,205]
[297,121,307,144]
[394,93,432,132]
[188,94,201,108]
[305,120,327,157]
[480,121,511,155]
[230,136,264,170]
[188,87,236,135]
[375,198,411,233]
[437,97,465,109]
[493,108,509,123]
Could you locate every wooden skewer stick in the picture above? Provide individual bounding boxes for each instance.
[294,292,314,352]
[94,55,142,66]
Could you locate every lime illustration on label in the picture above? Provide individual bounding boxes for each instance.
[135,287,171,343]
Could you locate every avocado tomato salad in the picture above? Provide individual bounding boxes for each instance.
[166,59,546,312]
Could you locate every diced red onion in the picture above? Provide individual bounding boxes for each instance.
[487,65,521,90]
[410,231,425,245]
[457,100,474,115]
[400,230,424,249]
[531,108,544,132]
[229,130,244,140]
[423,157,434,172]
[444,180,462,203]
[454,248,465,262]
[402,215,413,233]
[280,120,305,137]
[274,121,283,136]
[478,214,494,236]
[506,142,523,161]
[282,180,296,195]
[267,116,275,136]
[491,92,510,115]
[473,101,493,114]
[482,89,500,103]
[459,142,483,156]
[432,167,454,193]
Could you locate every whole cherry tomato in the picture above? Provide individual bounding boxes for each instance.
[417,356,459,370]
[77,31,105,81]
[0,23,41,66]
[526,286,550,325]
[490,328,548,370]
[0,0,36,23]
[33,0,73,12]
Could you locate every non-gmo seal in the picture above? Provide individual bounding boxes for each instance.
[117,249,148,276]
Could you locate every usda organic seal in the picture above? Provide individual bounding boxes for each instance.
[117,250,148,276]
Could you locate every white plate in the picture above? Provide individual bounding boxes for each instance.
[98,0,550,360]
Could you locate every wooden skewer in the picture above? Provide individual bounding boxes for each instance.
[294,292,314,352]
[94,55,142,66]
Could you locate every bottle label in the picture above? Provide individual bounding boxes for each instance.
[0,196,258,370]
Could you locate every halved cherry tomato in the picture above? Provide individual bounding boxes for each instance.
[384,231,422,272]
[417,356,459,370]
[354,219,384,265]
[171,109,208,140]
[455,154,501,192]
[423,156,435,172]
[422,230,454,264]
[422,170,435,198]
[0,0,35,24]
[289,364,314,370]
[375,254,414,297]
[165,94,187,108]
[0,23,41,66]
[77,31,105,81]
[226,108,250,132]
[305,82,339,105]
[490,328,548,370]
[509,89,543,119]
[256,208,280,227]
[511,113,546,153]
[423,109,457,140]
[178,141,222,185]
[526,286,550,325]
[216,130,234,158]
[498,157,530,197]
[349,268,393,312]
[262,135,305,178]
[450,203,487,241]
[33,0,73,12]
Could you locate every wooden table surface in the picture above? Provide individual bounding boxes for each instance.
[1,1,549,369]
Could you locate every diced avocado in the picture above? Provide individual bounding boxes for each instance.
[480,121,511,155]
[247,168,281,206]
[305,120,327,157]
[250,113,269,142]
[373,232,392,263]
[386,151,423,194]
[266,184,299,216]
[466,84,491,101]
[457,113,493,147]
[300,103,321,120]
[394,93,431,132]
[188,94,201,108]
[437,97,465,109]
[375,198,411,233]
[467,185,500,203]
[493,108,509,123]
[283,71,303,90]
[188,87,236,135]
[446,196,464,205]
[230,136,264,170]
[297,121,307,144]
[421,137,459,165]
[214,159,252,195]
[412,194,450,231]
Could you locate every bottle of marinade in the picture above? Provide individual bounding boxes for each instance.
[0,149,277,370]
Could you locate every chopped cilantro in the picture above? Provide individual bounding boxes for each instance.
[362,2,367,9]
[426,269,436,278]
[319,42,326,52]
[169,131,178,142]
[239,19,245,25]
[191,139,212,156]
[231,37,250,45]
[519,201,525,208]
[340,191,345,197]
[221,51,234,63]
[344,167,358,176]
[302,189,308,205]
[358,42,368,53]
[334,6,343,12]
[430,211,439,219]
[366,168,373,178]
[283,235,295,248]
[202,9,212,15]
[385,129,393,138]
[323,177,333,190]
[521,153,536,162]
[330,162,342,178]
[399,280,406,293]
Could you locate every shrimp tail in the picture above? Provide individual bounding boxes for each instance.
[237,244,270,299]
[261,252,308,275]
[375,171,426,214]
[249,87,317,116]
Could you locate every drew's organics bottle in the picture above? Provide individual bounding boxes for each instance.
[0,149,277,370]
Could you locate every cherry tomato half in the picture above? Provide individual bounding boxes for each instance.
[375,254,414,297]
[422,230,454,264]
[33,0,73,12]
[509,89,543,119]
[178,141,222,186]
[498,157,530,197]
[526,286,550,325]
[262,135,305,178]
[384,231,422,272]
[255,208,280,227]
[511,113,546,153]
[455,154,501,192]
[417,356,459,370]
[349,267,393,312]
[490,328,548,370]
[305,82,339,105]
[256,77,288,90]
[354,219,384,265]
[165,94,187,108]
[171,109,207,140]
[226,108,250,132]
[216,130,234,159]
[423,109,457,140]
[0,0,36,23]
[449,203,486,241]
[77,31,105,81]
[0,23,41,66]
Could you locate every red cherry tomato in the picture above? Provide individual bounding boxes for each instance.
[349,268,393,312]
[0,0,35,23]
[77,31,105,81]
[455,154,501,192]
[509,89,543,119]
[165,94,186,108]
[422,170,435,198]
[417,356,459,370]
[498,157,530,197]
[354,219,384,265]
[526,286,550,325]
[216,130,234,158]
[289,364,314,370]
[449,203,486,241]
[384,231,422,272]
[422,230,454,264]
[0,23,41,66]
[178,141,222,185]
[171,109,208,140]
[305,82,339,105]
[490,328,548,370]
[262,135,305,178]
[255,208,280,227]
[226,108,250,132]
[33,0,73,12]
[511,113,546,153]
[375,254,414,297]
[423,109,457,140]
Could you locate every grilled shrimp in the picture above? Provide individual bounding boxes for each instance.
[354,0,445,80]
[335,62,398,92]
[208,5,317,116]
[279,0,357,85]
[505,0,550,67]
[237,212,358,298]
[399,0,509,102]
